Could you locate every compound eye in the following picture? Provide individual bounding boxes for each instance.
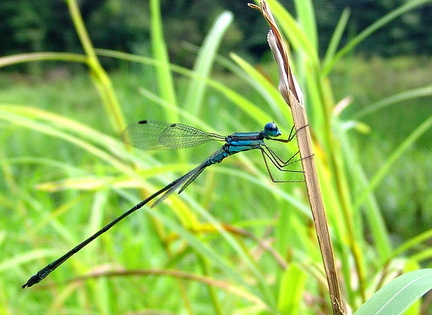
[264,122,281,137]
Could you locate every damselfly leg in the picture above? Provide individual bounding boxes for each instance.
[260,125,309,183]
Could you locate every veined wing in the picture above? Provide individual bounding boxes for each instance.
[121,120,225,150]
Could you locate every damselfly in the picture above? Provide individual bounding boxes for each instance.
[22,120,303,288]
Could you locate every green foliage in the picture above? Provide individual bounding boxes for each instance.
[354,269,432,315]
[1,0,432,314]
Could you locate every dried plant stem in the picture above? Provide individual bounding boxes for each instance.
[250,1,346,314]
[289,90,345,315]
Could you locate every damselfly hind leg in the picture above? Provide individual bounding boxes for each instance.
[260,149,304,183]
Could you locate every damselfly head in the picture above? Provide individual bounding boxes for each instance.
[264,122,281,137]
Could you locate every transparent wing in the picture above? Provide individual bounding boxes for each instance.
[121,120,224,150]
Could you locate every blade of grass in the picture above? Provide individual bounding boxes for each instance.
[73,268,270,308]
[354,269,432,315]
[277,263,307,314]
[352,85,432,119]
[391,229,432,260]
[322,9,351,71]
[0,52,87,68]
[354,115,432,211]
[66,0,125,133]
[230,53,292,124]
[149,0,178,122]
[184,11,233,116]
[293,0,317,51]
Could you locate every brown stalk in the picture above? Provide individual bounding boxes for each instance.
[249,1,346,314]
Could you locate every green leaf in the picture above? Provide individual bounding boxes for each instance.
[354,269,432,315]
[184,11,233,116]
[150,0,178,121]
[277,263,307,314]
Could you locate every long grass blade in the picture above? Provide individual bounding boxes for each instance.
[322,9,351,71]
[293,0,317,51]
[352,85,432,119]
[354,269,432,315]
[354,115,432,211]
[150,0,178,122]
[184,11,233,116]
